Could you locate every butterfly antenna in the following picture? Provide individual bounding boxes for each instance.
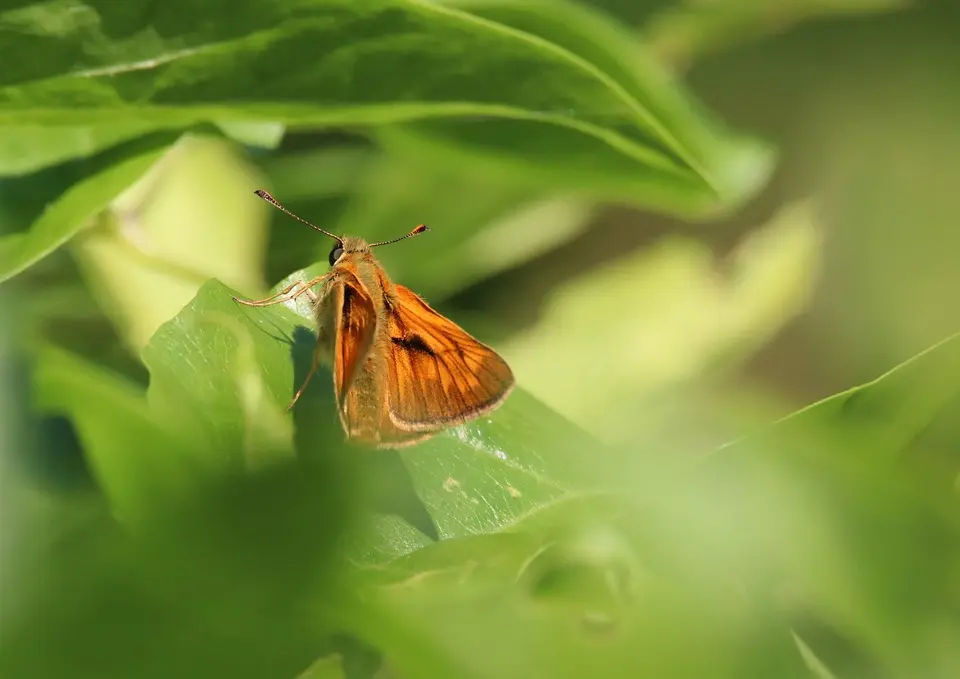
[254,189,342,242]
[368,224,430,248]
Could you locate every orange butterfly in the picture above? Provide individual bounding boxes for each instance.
[234,190,515,448]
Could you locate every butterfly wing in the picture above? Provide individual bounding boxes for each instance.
[384,284,514,431]
[329,270,378,411]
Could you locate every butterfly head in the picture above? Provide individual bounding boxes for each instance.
[328,236,367,266]
[328,226,431,267]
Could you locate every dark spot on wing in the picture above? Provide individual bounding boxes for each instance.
[392,334,436,356]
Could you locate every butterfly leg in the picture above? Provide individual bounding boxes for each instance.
[232,275,327,307]
[287,339,324,412]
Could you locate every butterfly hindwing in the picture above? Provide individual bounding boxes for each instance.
[384,284,514,431]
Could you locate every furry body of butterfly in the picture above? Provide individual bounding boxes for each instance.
[234,191,515,449]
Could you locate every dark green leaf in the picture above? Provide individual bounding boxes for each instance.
[0,131,179,283]
[424,0,775,212]
[0,0,769,212]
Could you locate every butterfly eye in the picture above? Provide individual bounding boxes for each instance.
[328,245,344,266]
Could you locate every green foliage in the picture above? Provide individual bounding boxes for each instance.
[1,1,955,678]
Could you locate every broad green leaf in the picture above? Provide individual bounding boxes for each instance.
[247,266,603,549]
[0,0,769,212]
[141,280,303,471]
[0,131,180,283]
[6,303,355,679]
[427,0,775,212]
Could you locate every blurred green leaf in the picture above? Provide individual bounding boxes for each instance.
[73,133,270,351]
[257,147,376,203]
[749,329,960,458]
[345,495,810,679]
[503,200,822,440]
[0,456,351,679]
[682,333,960,676]
[1,0,768,212]
[645,0,910,69]
[316,139,582,300]
[0,131,179,283]
[296,655,347,679]
[341,330,960,679]
[31,343,202,525]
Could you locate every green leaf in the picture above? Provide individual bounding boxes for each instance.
[0,121,280,178]
[424,0,775,212]
[0,455,351,679]
[0,131,179,283]
[345,496,810,679]
[339,333,960,679]
[296,655,347,679]
[140,280,303,472]
[237,266,603,552]
[31,343,204,525]
[0,122,168,177]
[1,0,770,213]
[677,333,960,676]
[644,0,910,69]
[742,330,960,458]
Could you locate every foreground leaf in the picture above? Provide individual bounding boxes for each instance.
[0,0,768,212]
[684,332,960,676]
[31,343,205,524]
[346,496,810,679]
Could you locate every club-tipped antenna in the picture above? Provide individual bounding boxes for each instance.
[254,189,342,242]
[368,224,430,248]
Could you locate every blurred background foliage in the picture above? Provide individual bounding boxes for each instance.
[2,0,960,678]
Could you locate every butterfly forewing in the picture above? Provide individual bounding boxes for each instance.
[384,285,514,431]
[330,271,378,410]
